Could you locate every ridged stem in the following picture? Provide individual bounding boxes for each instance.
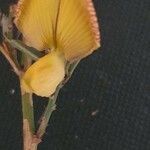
[21,86,37,150]
[37,86,61,138]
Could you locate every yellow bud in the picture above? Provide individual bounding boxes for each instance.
[21,51,65,97]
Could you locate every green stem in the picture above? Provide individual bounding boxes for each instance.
[21,91,35,133]
[37,86,61,138]
[21,86,37,150]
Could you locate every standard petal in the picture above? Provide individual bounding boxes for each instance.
[21,51,65,97]
[57,0,100,60]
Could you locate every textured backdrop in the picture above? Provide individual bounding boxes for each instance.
[0,0,150,150]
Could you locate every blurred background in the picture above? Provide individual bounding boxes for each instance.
[0,0,149,150]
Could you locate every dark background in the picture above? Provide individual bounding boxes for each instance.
[0,0,150,150]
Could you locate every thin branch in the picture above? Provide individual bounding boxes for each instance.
[0,43,21,76]
[36,60,80,141]
[5,37,43,60]
[21,90,40,150]
[37,86,61,138]
[21,92,35,133]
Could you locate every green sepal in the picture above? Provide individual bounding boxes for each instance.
[5,37,44,60]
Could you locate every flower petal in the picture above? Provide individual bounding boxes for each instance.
[15,0,100,60]
[57,0,100,60]
[21,51,65,97]
[15,0,60,50]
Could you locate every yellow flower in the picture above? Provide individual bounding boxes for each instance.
[15,0,100,97]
